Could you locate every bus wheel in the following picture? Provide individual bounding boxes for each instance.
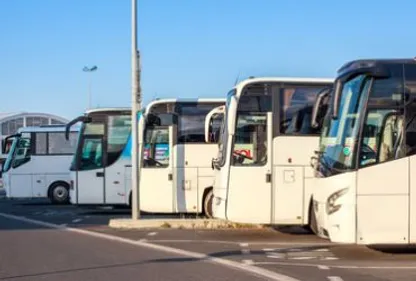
[49,182,70,205]
[308,202,317,234]
[203,189,214,218]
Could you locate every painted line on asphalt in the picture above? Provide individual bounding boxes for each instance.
[142,239,331,248]
[147,232,157,236]
[72,218,83,223]
[327,277,343,281]
[0,212,301,281]
[240,243,250,255]
[267,253,285,259]
[242,249,251,254]
[254,261,416,270]
[318,265,330,270]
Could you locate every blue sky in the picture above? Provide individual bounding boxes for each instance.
[1,0,415,120]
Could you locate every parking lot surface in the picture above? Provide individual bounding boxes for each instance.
[1,198,416,281]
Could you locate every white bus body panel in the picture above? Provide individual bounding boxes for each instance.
[272,136,319,225]
[313,171,356,243]
[174,144,218,213]
[73,169,104,204]
[216,134,320,225]
[315,156,414,245]
[356,157,409,244]
[5,155,72,199]
[140,141,219,213]
[104,158,130,204]
[410,156,416,243]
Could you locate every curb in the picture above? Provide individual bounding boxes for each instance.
[108,218,265,230]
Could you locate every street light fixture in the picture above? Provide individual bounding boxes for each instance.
[83,65,98,109]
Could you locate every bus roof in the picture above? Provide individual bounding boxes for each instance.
[233,76,334,93]
[337,58,416,76]
[17,125,80,133]
[145,98,226,112]
[85,107,131,114]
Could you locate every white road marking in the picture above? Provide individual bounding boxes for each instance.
[240,243,249,247]
[254,261,416,270]
[327,277,343,281]
[72,218,82,223]
[242,259,254,265]
[314,248,329,252]
[147,232,157,236]
[267,253,285,259]
[241,249,251,254]
[0,212,301,281]
[263,248,279,252]
[289,257,314,260]
[322,257,338,260]
[318,265,330,270]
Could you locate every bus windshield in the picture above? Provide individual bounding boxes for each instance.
[70,114,131,171]
[318,75,369,176]
[3,136,31,172]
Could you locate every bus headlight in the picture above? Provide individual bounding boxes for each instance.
[326,188,348,215]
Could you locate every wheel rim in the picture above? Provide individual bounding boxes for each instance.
[53,186,68,201]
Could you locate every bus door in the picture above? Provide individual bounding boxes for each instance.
[140,117,174,213]
[104,114,132,204]
[272,106,314,224]
[76,135,105,204]
[226,111,273,223]
[9,134,32,198]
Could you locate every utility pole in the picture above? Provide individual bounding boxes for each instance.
[131,0,141,220]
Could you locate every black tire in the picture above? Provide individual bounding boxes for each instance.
[309,202,318,235]
[203,189,214,218]
[48,182,70,205]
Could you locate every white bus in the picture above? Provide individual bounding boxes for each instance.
[67,100,225,218]
[2,125,79,203]
[139,99,225,217]
[208,77,334,226]
[66,108,132,206]
[311,58,416,245]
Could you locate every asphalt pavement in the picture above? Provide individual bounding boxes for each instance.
[1,198,416,281]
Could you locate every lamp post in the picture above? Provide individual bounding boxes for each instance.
[131,0,142,220]
[82,65,98,109]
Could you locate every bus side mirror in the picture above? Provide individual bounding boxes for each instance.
[65,116,90,140]
[311,89,331,129]
[1,139,6,154]
[205,105,225,143]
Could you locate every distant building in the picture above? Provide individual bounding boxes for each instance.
[0,112,69,164]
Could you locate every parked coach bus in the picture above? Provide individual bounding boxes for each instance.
[2,125,79,203]
[312,58,416,245]
[66,100,225,218]
[207,76,333,227]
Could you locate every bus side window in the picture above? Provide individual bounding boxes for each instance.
[143,127,169,168]
[80,138,103,170]
[359,109,403,167]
